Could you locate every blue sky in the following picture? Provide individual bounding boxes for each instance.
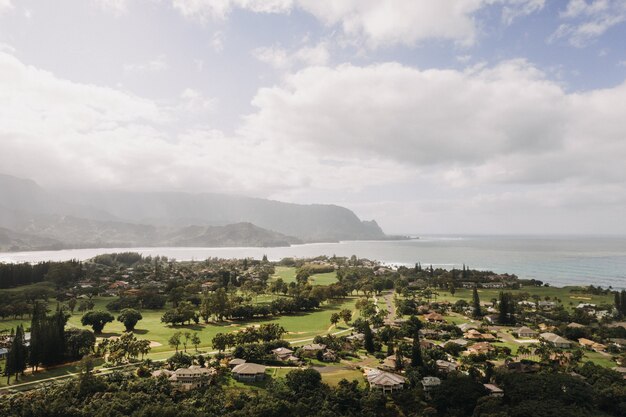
[1,0,626,235]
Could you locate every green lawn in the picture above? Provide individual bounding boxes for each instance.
[0,295,359,355]
[424,286,614,311]
[271,266,297,283]
[270,267,338,286]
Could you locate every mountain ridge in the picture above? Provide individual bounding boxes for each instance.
[0,174,394,251]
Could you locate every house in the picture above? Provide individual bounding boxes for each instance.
[322,350,337,362]
[578,338,607,352]
[612,367,626,379]
[423,312,445,323]
[109,280,129,290]
[540,333,572,349]
[448,338,469,347]
[609,338,626,349]
[0,348,7,359]
[567,322,585,329]
[366,369,406,393]
[538,301,556,309]
[301,343,326,357]
[272,347,295,361]
[484,384,504,397]
[505,360,541,373]
[466,342,495,356]
[228,358,246,368]
[576,303,596,310]
[168,366,216,390]
[421,377,441,398]
[436,359,457,373]
[380,355,398,371]
[457,323,477,333]
[465,329,495,341]
[515,326,537,338]
[484,314,499,324]
[231,362,266,382]
[346,333,364,342]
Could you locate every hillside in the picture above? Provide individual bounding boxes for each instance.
[0,174,390,250]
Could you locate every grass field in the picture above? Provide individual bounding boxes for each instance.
[420,286,614,310]
[271,267,338,286]
[0,295,359,354]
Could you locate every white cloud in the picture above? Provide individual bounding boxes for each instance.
[242,59,626,193]
[0,0,13,15]
[211,31,225,52]
[501,0,545,25]
[169,0,546,48]
[0,51,407,196]
[551,0,626,47]
[94,0,129,14]
[253,42,329,70]
[171,0,293,21]
[123,55,169,73]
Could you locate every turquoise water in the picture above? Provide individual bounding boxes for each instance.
[1,235,625,289]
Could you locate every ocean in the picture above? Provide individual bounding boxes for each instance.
[1,235,625,289]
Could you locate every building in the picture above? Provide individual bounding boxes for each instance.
[421,377,441,399]
[515,326,537,338]
[538,301,556,309]
[423,312,445,323]
[301,343,326,357]
[466,342,495,356]
[578,338,607,352]
[272,347,295,361]
[231,362,266,382]
[448,338,469,347]
[0,348,7,359]
[436,359,457,373]
[228,358,246,368]
[168,366,216,390]
[457,323,477,333]
[366,369,406,393]
[540,333,572,349]
[484,384,504,397]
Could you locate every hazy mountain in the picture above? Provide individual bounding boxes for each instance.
[0,174,390,250]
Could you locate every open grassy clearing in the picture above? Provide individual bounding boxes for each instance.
[0,295,360,354]
[411,286,614,311]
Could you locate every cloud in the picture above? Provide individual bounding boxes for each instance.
[169,0,546,48]
[242,59,626,191]
[211,31,225,52]
[171,0,293,21]
[94,0,129,14]
[253,42,329,69]
[501,0,545,25]
[550,0,626,47]
[0,51,407,196]
[123,55,169,73]
[0,0,13,15]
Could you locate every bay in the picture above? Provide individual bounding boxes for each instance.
[1,235,625,289]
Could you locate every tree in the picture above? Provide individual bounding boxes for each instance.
[472,286,482,318]
[168,332,181,352]
[330,312,341,327]
[81,311,114,334]
[68,298,77,314]
[5,325,27,384]
[363,321,375,353]
[182,332,191,352]
[191,333,201,352]
[117,308,142,332]
[65,328,96,360]
[406,315,423,367]
[339,309,352,326]
[498,292,516,325]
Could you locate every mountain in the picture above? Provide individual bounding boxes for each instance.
[0,174,390,251]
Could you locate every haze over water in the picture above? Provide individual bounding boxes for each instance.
[1,235,625,290]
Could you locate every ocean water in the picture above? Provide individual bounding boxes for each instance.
[1,235,625,289]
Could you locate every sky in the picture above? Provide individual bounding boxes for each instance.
[1,0,626,235]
